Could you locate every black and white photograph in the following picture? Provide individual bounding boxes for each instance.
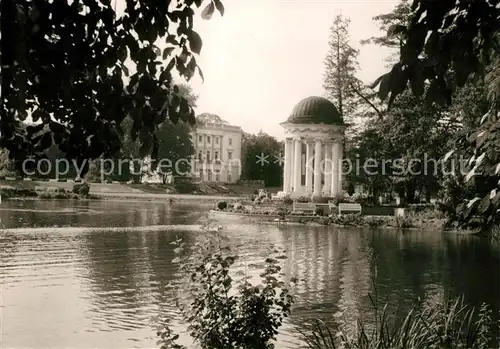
[1,0,499,348]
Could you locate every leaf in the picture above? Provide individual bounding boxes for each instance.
[201,1,214,20]
[490,189,497,200]
[465,167,475,182]
[166,57,176,72]
[387,24,406,37]
[213,0,224,15]
[26,123,45,136]
[188,30,203,54]
[495,163,500,174]
[467,197,480,208]
[122,65,129,77]
[474,152,485,167]
[197,66,204,82]
[443,150,454,162]
[370,75,384,89]
[477,195,490,214]
[31,108,46,123]
[187,109,196,126]
[163,47,175,60]
[186,57,197,79]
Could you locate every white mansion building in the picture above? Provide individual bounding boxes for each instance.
[190,120,243,183]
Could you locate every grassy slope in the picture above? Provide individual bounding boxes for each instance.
[0,179,279,196]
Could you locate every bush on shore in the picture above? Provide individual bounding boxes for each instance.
[216,200,228,210]
[72,183,90,196]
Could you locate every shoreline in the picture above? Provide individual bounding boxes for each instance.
[1,194,240,203]
[207,209,480,236]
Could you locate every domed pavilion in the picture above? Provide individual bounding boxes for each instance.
[279,96,346,198]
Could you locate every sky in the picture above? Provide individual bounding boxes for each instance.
[186,0,400,139]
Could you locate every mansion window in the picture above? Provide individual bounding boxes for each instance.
[229,138,232,146]
[227,151,232,160]
[207,151,211,163]
[198,135,203,143]
[207,136,211,144]
[214,151,219,161]
[215,137,219,144]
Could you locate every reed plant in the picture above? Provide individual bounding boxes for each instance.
[302,294,497,349]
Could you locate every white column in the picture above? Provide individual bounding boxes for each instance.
[283,138,291,193]
[305,141,313,194]
[330,142,339,196]
[293,138,302,193]
[337,140,344,196]
[324,143,332,195]
[313,139,322,196]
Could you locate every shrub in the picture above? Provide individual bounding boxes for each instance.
[395,216,412,229]
[54,192,70,199]
[332,213,363,226]
[72,183,90,196]
[329,195,344,206]
[217,201,227,210]
[314,206,327,216]
[283,195,293,205]
[157,228,294,349]
[365,216,386,228]
[297,196,310,203]
[318,217,330,225]
[38,192,52,199]
[312,196,331,204]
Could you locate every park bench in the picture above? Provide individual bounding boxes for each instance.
[338,203,362,215]
[292,201,316,214]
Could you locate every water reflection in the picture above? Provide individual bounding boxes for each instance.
[0,200,498,348]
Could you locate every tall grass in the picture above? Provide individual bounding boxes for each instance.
[302,295,497,349]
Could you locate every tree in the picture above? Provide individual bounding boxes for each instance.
[241,131,283,187]
[196,112,228,125]
[373,0,499,234]
[1,0,224,175]
[323,15,363,121]
[348,88,455,203]
[155,120,195,183]
[119,82,197,183]
[360,0,411,66]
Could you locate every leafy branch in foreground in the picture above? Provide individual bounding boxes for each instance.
[1,0,224,174]
[156,225,294,349]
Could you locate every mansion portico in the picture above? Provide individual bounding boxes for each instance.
[279,96,346,198]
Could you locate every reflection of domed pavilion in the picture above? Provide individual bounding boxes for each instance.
[279,96,346,198]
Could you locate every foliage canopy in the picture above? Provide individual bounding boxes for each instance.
[1,0,224,174]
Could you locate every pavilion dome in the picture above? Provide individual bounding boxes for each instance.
[286,96,343,125]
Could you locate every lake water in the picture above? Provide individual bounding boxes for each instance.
[1,200,499,348]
